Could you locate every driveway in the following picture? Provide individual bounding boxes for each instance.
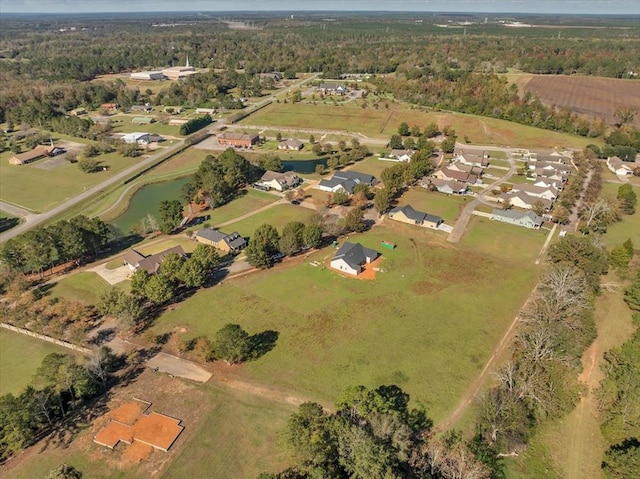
[89,263,131,285]
[147,353,212,383]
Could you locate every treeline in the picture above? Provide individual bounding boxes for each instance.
[372,72,607,138]
[474,235,607,456]
[179,114,212,136]
[245,222,323,269]
[597,270,640,478]
[0,348,116,461]
[182,148,263,208]
[98,244,220,331]
[259,384,503,479]
[0,215,111,277]
[1,18,637,83]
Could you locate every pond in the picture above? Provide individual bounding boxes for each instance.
[282,158,327,174]
[111,177,190,234]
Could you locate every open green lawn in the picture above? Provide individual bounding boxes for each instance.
[207,189,280,228]
[243,102,601,149]
[150,224,540,423]
[0,329,78,396]
[347,156,397,179]
[222,204,317,238]
[398,188,471,224]
[48,272,110,304]
[601,183,640,248]
[461,216,548,265]
[109,116,184,137]
[0,148,148,213]
[163,386,292,479]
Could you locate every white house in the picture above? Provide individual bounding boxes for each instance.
[453,148,489,168]
[511,184,558,201]
[130,71,165,81]
[389,149,415,162]
[423,178,468,195]
[499,191,552,211]
[122,132,151,145]
[606,156,634,176]
[258,171,301,191]
[278,139,304,151]
[195,108,216,115]
[330,242,379,276]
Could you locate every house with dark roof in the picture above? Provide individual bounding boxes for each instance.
[330,242,379,276]
[123,246,186,274]
[316,170,375,195]
[388,204,443,229]
[491,209,543,229]
[194,228,247,253]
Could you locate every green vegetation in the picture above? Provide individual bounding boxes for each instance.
[399,189,470,224]
[223,204,316,238]
[49,272,110,304]
[151,224,539,422]
[0,330,79,396]
[207,189,278,227]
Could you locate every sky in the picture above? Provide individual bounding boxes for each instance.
[2,0,639,15]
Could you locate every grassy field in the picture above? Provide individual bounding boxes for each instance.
[109,116,184,137]
[149,222,540,422]
[163,386,292,479]
[460,216,548,264]
[48,272,111,304]
[346,156,397,179]
[221,204,317,237]
[0,329,79,396]
[208,189,280,228]
[398,188,471,224]
[0,148,146,213]
[601,183,640,248]
[243,102,601,149]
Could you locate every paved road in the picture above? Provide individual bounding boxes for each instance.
[0,140,188,243]
[447,148,517,243]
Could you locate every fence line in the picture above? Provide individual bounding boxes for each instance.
[0,323,91,355]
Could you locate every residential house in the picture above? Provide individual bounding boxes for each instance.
[533,168,566,184]
[218,132,260,148]
[8,145,52,165]
[278,139,304,151]
[389,149,415,162]
[122,132,151,145]
[123,246,186,275]
[330,242,379,276]
[531,161,572,175]
[258,72,283,82]
[533,178,563,190]
[101,103,118,110]
[316,170,375,195]
[195,108,216,115]
[529,152,569,165]
[194,229,247,253]
[511,184,558,201]
[453,148,489,168]
[423,177,469,195]
[606,156,634,176]
[388,204,443,229]
[499,191,552,211]
[432,167,479,185]
[318,83,347,95]
[258,171,302,191]
[491,209,543,229]
[130,105,153,113]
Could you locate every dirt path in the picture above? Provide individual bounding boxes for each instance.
[552,288,636,479]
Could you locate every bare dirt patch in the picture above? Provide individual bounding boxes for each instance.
[522,75,640,128]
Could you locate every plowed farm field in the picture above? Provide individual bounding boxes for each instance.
[518,75,640,128]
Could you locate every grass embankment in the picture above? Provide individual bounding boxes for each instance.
[0,329,79,396]
[150,221,541,423]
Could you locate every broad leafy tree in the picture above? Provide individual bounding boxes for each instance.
[246,224,280,269]
[158,200,184,234]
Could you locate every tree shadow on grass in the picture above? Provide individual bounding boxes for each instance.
[248,330,279,361]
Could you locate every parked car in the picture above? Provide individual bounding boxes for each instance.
[290,200,300,205]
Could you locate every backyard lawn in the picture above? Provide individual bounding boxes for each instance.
[398,188,470,224]
[0,329,79,396]
[48,272,110,304]
[207,189,280,227]
[601,183,640,248]
[150,223,540,423]
[221,203,317,238]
